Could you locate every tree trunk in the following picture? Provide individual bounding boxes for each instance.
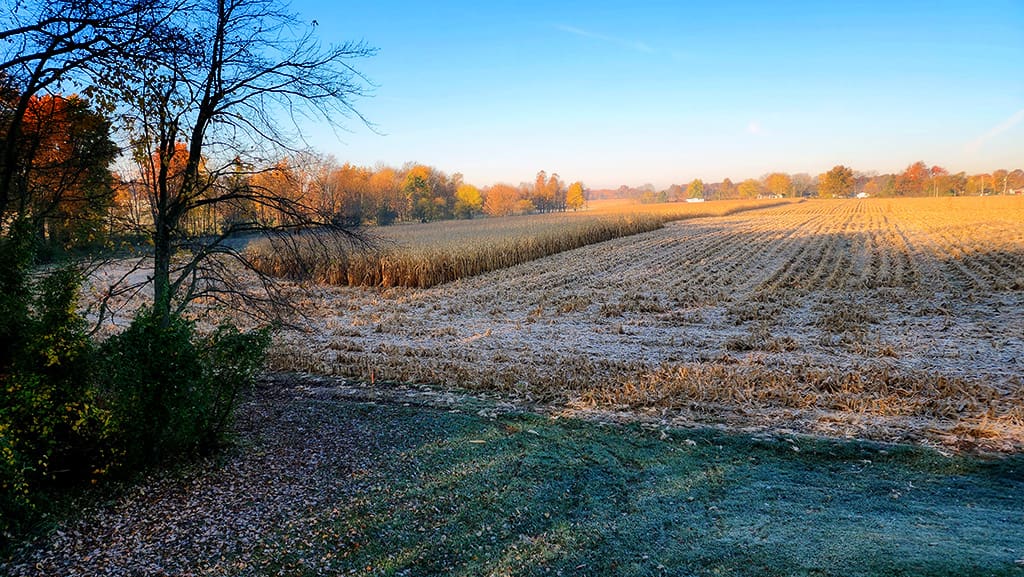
[153,209,173,327]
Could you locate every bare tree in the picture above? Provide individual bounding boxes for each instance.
[105,0,375,326]
[3,0,374,329]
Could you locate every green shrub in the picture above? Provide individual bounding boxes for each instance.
[1,222,110,536]
[1,219,270,539]
[98,310,270,471]
[0,422,31,537]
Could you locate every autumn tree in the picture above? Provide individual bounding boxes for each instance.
[245,160,296,225]
[893,161,928,196]
[927,165,951,197]
[737,178,761,199]
[686,178,704,199]
[530,170,546,212]
[281,153,365,226]
[483,183,520,217]
[862,178,882,197]
[454,183,482,219]
[1,94,118,248]
[404,165,435,221]
[718,178,736,200]
[0,0,178,223]
[992,169,1009,195]
[566,181,586,211]
[368,166,401,224]
[764,172,793,198]
[818,165,854,198]
[401,164,456,222]
[531,170,564,212]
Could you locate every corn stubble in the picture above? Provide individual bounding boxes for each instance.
[266,196,1024,449]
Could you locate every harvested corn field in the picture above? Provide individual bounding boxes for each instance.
[245,199,789,288]
[269,196,1024,451]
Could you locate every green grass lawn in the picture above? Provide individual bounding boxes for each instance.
[4,383,1023,576]
[310,404,1023,577]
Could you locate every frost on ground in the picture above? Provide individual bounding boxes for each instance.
[5,377,1024,576]
[267,200,1024,451]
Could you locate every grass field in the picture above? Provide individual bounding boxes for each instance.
[4,377,1022,576]
[269,196,1024,451]
[246,199,791,288]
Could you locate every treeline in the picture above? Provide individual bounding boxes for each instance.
[611,163,1024,203]
[181,159,590,230]
[16,99,591,250]
[14,90,1022,259]
[13,91,602,253]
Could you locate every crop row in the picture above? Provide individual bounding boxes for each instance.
[245,199,790,288]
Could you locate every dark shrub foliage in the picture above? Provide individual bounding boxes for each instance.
[1,221,109,536]
[98,310,270,471]
[1,219,270,538]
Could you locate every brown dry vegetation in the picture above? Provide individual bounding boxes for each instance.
[245,199,789,288]
[264,196,1024,451]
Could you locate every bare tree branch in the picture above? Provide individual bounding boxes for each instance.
[107,0,375,325]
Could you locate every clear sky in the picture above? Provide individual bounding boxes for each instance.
[290,0,1023,189]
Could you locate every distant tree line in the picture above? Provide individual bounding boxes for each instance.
[616,163,1024,203]
[209,161,588,226]
[6,111,592,251]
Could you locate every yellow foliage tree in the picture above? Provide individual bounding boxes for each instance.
[686,178,704,199]
[818,165,854,198]
[737,178,761,199]
[764,172,793,197]
[454,183,483,219]
[566,181,586,211]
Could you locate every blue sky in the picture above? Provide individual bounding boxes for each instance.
[290,0,1023,189]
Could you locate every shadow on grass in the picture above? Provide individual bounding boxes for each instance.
[265,402,1023,577]
[4,395,1020,576]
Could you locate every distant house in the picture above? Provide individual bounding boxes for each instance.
[685,197,705,203]
[856,192,870,199]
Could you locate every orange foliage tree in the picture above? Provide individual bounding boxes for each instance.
[3,94,117,247]
[894,161,929,196]
[483,183,521,216]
